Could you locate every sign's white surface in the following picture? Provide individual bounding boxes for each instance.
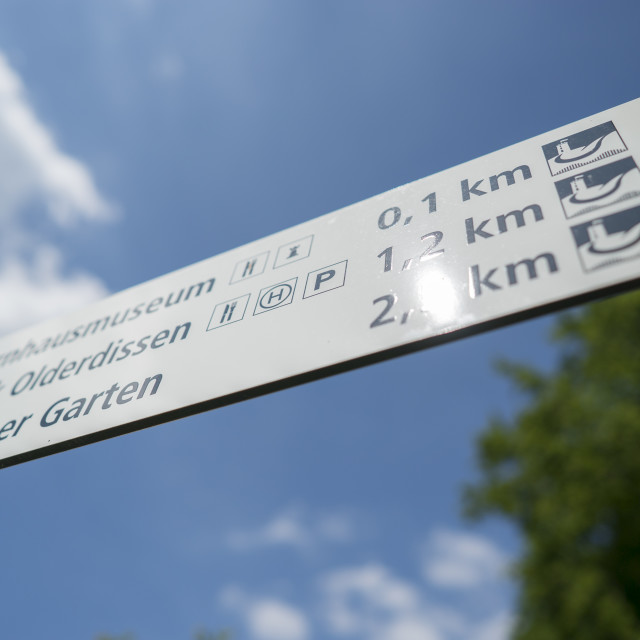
[2,99,640,467]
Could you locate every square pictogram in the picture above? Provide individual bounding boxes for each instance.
[542,121,627,177]
[274,235,314,268]
[253,278,297,315]
[230,252,269,284]
[303,261,348,298]
[554,157,640,220]
[207,294,251,330]
[571,205,640,272]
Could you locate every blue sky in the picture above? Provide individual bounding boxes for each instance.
[0,2,638,639]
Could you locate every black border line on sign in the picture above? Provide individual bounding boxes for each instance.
[2,275,640,470]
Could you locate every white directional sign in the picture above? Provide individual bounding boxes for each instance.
[2,99,640,468]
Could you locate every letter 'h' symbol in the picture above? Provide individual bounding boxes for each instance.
[267,288,285,305]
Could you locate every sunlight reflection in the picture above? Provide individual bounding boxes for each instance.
[416,268,461,328]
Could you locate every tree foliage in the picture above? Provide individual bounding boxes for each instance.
[465,290,640,639]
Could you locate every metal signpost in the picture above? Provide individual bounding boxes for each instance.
[2,99,640,468]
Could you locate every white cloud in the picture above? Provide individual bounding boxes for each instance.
[474,611,515,640]
[248,599,309,640]
[0,246,108,335]
[320,564,424,638]
[319,558,512,640]
[226,507,354,551]
[220,588,309,640]
[0,51,114,335]
[382,617,443,640]
[220,528,513,640]
[0,52,114,225]
[422,529,509,589]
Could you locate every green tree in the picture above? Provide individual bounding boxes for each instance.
[465,290,640,639]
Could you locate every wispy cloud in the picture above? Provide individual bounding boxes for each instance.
[319,555,513,640]
[219,527,514,640]
[226,507,354,552]
[422,529,509,589]
[0,52,114,335]
[0,52,114,225]
[320,564,432,638]
[0,246,107,334]
[220,587,310,640]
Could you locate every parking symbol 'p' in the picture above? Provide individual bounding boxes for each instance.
[303,260,348,299]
